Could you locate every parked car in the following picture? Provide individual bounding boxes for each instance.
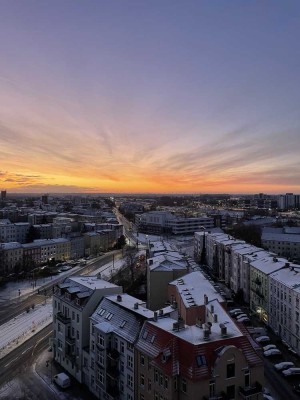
[53,372,71,388]
[293,383,300,394]
[274,361,295,372]
[255,336,270,344]
[282,367,300,377]
[263,395,275,400]
[238,317,251,324]
[229,309,242,315]
[59,265,72,272]
[263,344,277,352]
[236,314,248,320]
[263,349,282,358]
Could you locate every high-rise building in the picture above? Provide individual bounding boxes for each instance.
[1,190,6,201]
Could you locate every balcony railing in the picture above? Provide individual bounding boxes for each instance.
[107,385,119,399]
[107,348,120,360]
[239,382,262,398]
[65,336,75,345]
[106,365,119,379]
[56,312,71,324]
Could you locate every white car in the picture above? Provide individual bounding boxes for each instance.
[263,349,282,357]
[237,317,250,324]
[255,335,270,344]
[229,309,242,315]
[263,344,277,352]
[282,367,300,377]
[274,361,295,371]
[236,314,248,320]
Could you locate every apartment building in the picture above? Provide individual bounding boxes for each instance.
[53,276,122,383]
[147,253,189,310]
[269,264,300,352]
[249,256,287,323]
[0,220,29,243]
[135,299,264,400]
[138,211,214,235]
[86,293,154,400]
[167,270,225,326]
[262,227,300,262]
[0,242,23,275]
[230,245,268,303]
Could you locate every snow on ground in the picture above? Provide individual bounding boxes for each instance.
[89,259,126,280]
[0,302,52,359]
[0,267,81,304]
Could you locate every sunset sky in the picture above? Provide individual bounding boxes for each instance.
[0,1,299,194]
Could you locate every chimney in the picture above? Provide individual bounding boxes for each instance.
[214,314,218,323]
[220,323,228,337]
[117,294,122,302]
[159,309,163,316]
[134,302,139,309]
[210,304,214,314]
[154,311,158,321]
[204,294,208,305]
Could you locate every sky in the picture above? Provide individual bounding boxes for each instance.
[0,1,299,195]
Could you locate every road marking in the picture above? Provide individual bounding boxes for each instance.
[4,357,18,368]
[21,345,33,355]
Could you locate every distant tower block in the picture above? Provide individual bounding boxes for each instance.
[42,194,49,204]
[1,190,6,201]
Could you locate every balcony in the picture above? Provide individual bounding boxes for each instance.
[107,348,120,360]
[253,277,262,286]
[65,336,75,345]
[106,385,119,399]
[239,382,262,398]
[106,365,119,379]
[56,312,71,325]
[65,352,76,363]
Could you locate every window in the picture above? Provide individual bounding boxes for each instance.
[114,337,118,349]
[120,360,125,373]
[196,355,207,366]
[148,378,152,391]
[127,374,133,389]
[97,334,104,347]
[209,380,215,397]
[164,376,168,389]
[76,330,79,340]
[121,341,125,353]
[155,369,159,383]
[227,363,235,379]
[140,374,145,387]
[181,378,187,393]
[57,323,61,333]
[97,352,104,365]
[77,314,79,323]
[91,340,95,351]
[227,385,235,399]
[244,370,250,387]
[127,355,133,369]
[159,373,163,386]
[140,354,145,366]
[97,369,104,384]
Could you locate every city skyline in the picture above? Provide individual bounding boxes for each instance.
[0,1,300,194]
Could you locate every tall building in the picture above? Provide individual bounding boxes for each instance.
[1,190,6,201]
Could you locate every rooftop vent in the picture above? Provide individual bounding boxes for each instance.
[134,302,139,310]
[214,314,218,323]
[204,294,208,305]
[117,294,122,302]
[220,323,228,337]
[210,304,214,314]
[154,311,158,322]
[159,309,163,316]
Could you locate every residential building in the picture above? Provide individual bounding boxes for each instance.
[53,276,122,383]
[86,293,154,399]
[0,242,23,275]
[136,299,264,400]
[147,253,189,310]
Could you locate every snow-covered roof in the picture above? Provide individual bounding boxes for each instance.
[169,271,224,307]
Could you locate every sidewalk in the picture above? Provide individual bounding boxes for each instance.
[0,302,52,359]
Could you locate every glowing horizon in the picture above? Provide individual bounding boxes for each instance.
[0,1,299,195]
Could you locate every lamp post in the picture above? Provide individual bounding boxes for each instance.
[46,359,53,383]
